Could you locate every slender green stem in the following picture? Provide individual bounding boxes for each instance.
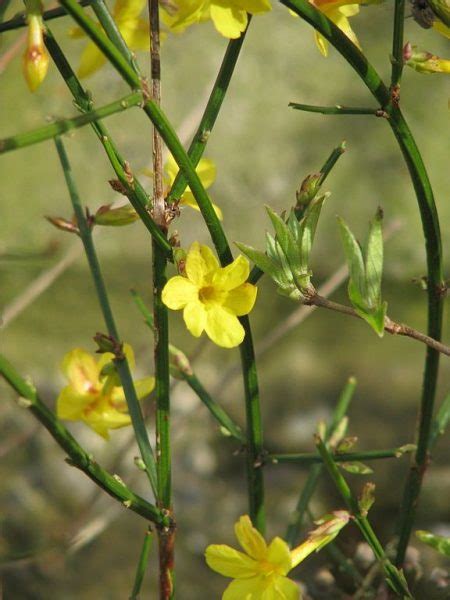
[0,0,91,32]
[271,447,415,465]
[90,0,138,72]
[181,373,245,443]
[249,142,345,285]
[391,0,406,90]
[130,528,154,599]
[316,438,412,598]
[285,376,356,546]
[289,102,381,116]
[42,28,172,257]
[54,136,158,497]
[0,92,143,153]
[0,354,166,525]
[166,23,250,203]
[279,0,444,564]
[131,289,245,442]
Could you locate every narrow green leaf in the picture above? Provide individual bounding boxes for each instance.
[365,208,384,308]
[416,530,450,557]
[297,193,327,272]
[340,461,373,475]
[266,206,301,274]
[235,242,285,287]
[337,216,367,307]
[430,392,450,448]
[287,209,300,244]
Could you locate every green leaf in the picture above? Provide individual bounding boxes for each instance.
[430,392,450,448]
[235,242,283,286]
[287,209,300,244]
[337,216,367,308]
[416,530,450,557]
[266,206,301,275]
[340,461,373,475]
[355,301,387,338]
[365,208,384,308]
[297,193,327,272]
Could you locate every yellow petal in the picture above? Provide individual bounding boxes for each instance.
[266,537,293,576]
[83,409,131,438]
[314,31,328,57]
[122,19,151,51]
[210,1,248,38]
[213,255,250,291]
[205,544,259,578]
[164,154,178,185]
[162,276,198,309]
[180,193,223,220]
[222,576,269,599]
[77,41,107,78]
[329,10,360,48]
[234,515,267,560]
[114,0,146,21]
[56,386,92,420]
[339,3,359,16]
[111,376,155,405]
[61,349,100,394]
[205,305,245,348]
[183,301,207,337]
[185,242,219,286]
[224,283,257,316]
[195,158,217,188]
[272,575,301,600]
[237,0,272,14]
[434,20,450,39]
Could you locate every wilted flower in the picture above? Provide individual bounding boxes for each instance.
[162,242,257,348]
[56,345,154,439]
[205,512,350,599]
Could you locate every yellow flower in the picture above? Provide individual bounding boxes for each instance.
[433,19,450,38]
[164,0,271,39]
[23,13,49,91]
[205,512,350,599]
[310,0,362,57]
[404,42,450,74]
[56,345,154,439]
[72,0,164,78]
[162,242,257,348]
[164,154,223,220]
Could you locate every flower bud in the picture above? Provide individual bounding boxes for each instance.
[94,203,139,226]
[45,215,79,234]
[23,13,49,92]
[296,173,321,208]
[404,42,450,74]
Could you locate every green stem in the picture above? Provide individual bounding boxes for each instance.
[0,0,91,32]
[285,376,356,546]
[166,23,250,203]
[289,102,381,115]
[0,92,143,153]
[249,142,345,285]
[181,373,245,443]
[270,447,415,465]
[130,528,154,599]
[279,0,444,565]
[90,0,138,71]
[42,28,172,257]
[316,438,412,598]
[0,354,166,525]
[130,289,245,442]
[54,136,158,497]
[391,0,406,89]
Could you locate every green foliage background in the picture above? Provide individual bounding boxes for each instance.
[0,3,449,597]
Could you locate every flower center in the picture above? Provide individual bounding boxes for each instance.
[198,285,225,305]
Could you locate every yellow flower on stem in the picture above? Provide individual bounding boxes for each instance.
[56,345,154,439]
[164,0,271,39]
[164,154,223,220]
[72,0,162,78]
[310,0,362,57]
[205,512,350,599]
[162,242,257,348]
[23,12,49,91]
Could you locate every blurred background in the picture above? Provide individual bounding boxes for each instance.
[0,1,449,597]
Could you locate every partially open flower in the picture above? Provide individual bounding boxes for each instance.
[56,345,154,439]
[23,12,49,92]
